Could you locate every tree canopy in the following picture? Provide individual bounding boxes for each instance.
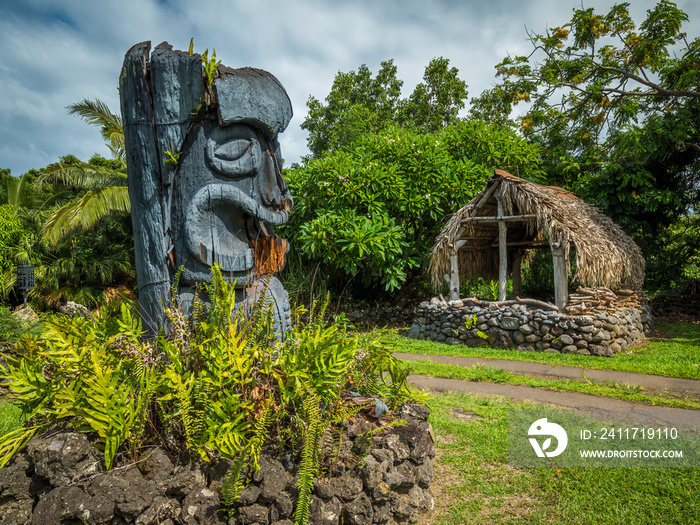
[301,57,469,157]
[483,1,699,214]
[470,0,700,289]
[283,121,544,296]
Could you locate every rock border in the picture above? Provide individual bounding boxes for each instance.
[0,405,434,525]
[408,300,653,356]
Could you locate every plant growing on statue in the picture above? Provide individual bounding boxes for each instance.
[190,97,204,117]
[163,150,181,165]
[201,48,221,85]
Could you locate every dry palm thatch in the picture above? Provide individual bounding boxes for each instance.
[430,170,645,291]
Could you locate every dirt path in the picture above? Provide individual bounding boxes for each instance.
[399,352,700,431]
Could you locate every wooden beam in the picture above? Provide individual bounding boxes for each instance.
[461,214,537,225]
[471,178,502,214]
[449,251,460,301]
[552,245,568,310]
[457,236,496,241]
[496,191,507,301]
[490,240,549,248]
[460,243,550,252]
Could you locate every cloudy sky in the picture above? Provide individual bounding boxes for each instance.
[2,0,699,177]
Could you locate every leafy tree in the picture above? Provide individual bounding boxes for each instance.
[282,122,544,296]
[302,60,404,157]
[399,57,469,133]
[484,1,699,213]
[474,0,700,289]
[301,57,469,157]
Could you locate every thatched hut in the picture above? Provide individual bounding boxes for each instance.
[430,170,645,309]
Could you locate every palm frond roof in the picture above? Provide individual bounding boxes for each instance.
[429,170,645,290]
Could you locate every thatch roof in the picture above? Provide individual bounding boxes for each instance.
[430,170,645,290]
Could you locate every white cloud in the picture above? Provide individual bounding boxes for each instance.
[0,0,698,176]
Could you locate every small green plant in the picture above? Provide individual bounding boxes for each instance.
[190,97,204,117]
[163,150,181,165]
[463,314,489,340]
[489,279,499,300]
[465,314,478,330]
[201,48,222,85]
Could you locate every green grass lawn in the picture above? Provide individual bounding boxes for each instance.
[426,391,700,524]
[0,401,23,437]
[375,321,700,380]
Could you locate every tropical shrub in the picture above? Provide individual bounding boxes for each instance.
[0,265,420,523]
[282,121,544,299]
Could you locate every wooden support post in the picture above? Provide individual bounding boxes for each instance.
[552,245,569,310]
[512,252,522,300]
[449,251,460,301]
[496,192,507,301]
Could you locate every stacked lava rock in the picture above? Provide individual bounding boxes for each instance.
[0,404,434,525]
[409,295,653,356]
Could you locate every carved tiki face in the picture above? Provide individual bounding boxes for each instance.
[175,119,292,287]
[173,68,294,329]
[120,42,293,336]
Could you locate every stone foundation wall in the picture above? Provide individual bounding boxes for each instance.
[0,404,434,525]
[343,306,417,328]
[408,299,653,356]
[651,293,700,317]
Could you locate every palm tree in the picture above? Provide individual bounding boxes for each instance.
[5,172,30,207]
[41,99,130,244]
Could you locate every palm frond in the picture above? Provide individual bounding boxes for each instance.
[6,173,30,207]
[42,187,131,245]
[67,99,124,161]
[39,160,127,189]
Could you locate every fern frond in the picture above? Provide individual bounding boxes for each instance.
[294,386,327,525]
[220,453,248,510]
[0,425,43,468]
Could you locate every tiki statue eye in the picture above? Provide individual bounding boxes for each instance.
[205,134,261,178]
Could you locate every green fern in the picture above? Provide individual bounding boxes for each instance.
[0,425,42,468]
[294,387,326,525]
[220,399,275,511]
[220,453,248,512]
